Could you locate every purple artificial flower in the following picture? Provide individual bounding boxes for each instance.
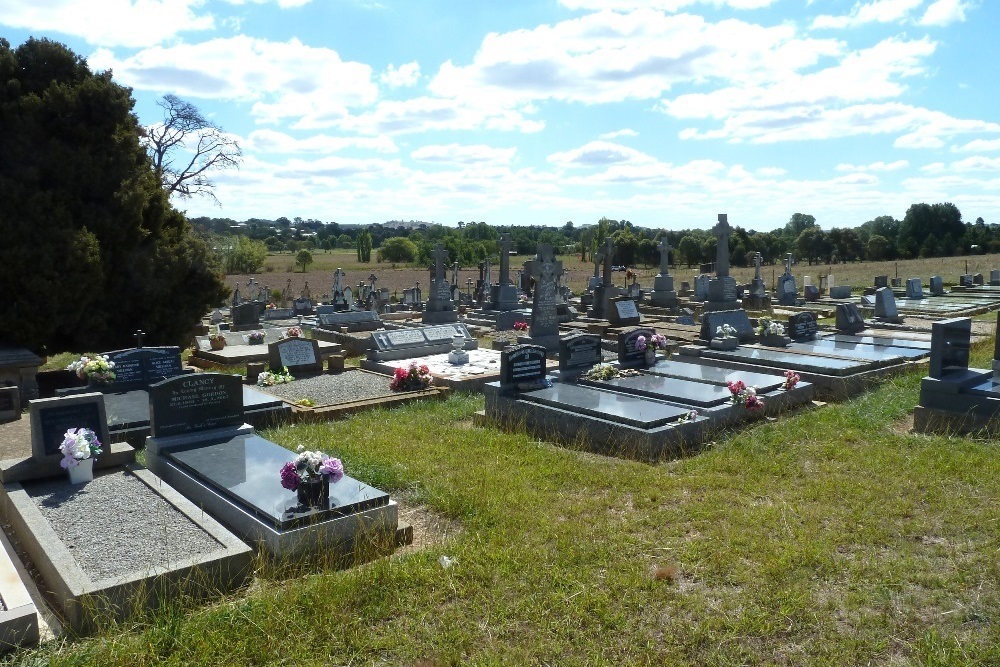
[635,335,647,352]
[280,461,301,490]
[320,457,345,483]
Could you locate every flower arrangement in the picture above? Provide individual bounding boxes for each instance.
[582,364,642,381]
[66,354,117,385]
[756,317,785,337]
[783,370,800,391]
[716,324,737,339]
[635,333,668,352]
[677,409,699,424]
[285,326,302,338]
[518,294,528,304]
[258,366,294,386]
[727,379,764,411]
[390,363,432,391]
[248,330,266,344]
[59,428,102,469]
[279,445,344,491]
[208,333,227,350]
[513,321,528,332]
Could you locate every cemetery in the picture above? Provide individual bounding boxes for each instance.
[2,218,1000,661]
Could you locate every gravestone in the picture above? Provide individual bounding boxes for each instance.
[835,303,866,334]
[693,275,710,302]
[368,324,476,362]
[787,313,818,341]
[874,276,889,289]
[210,309,224,324]
[743,252,770,309]
[930,275,944,295]
[231,303,261,332]
[829,286,852,299]
[423,243,458,324]
[649,238,678,308]
[264,307,295,320]
[0,347,43,401]
[618,328,654,368]
[777,253,797,306]
[607,296,641,327]
[974,273,985,285]
[700,310,753,341]
[587,238,616,319]
[704,214,740,312]
[317,311,382,333]
[905,278,923,299]
[499,345,548,390]
[292,297,314,316]
[890,278,902,287]
[928,318,972,379]
[959,274,973,287]
[874,287,903,322]
[803,285,820,301]
[105,347,183,390]
[525,244,562,348]
[558,334,602,375]
[0,386,19,422]
[991,270,1000,286]
[489,234,521,311]
[148,373,244,439]
[29,393,110,460]
[268,337,322,374]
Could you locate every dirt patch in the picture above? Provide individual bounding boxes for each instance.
[394,492,462,554]
[892,412,915,436]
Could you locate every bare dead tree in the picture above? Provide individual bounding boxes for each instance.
[144,94,242,204]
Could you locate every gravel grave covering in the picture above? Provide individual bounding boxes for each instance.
[257,371,394,405]
[25,470,223,582]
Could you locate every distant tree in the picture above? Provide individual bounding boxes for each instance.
[783,213,817,242]
[636,238,658,268]
[222,236,268,274]
[295,249,313,273]
[143,94,242,203]
[376,237,418,263]
[796,227,828,264]
[867,234,892,261]
[0,38,227,352]
[356,229,372,262]
[678,235,701,268]
[613,230,639,266]
[337,233,353,249]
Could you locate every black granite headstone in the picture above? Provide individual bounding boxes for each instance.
[0,386,17,421]
[929,318,971,379]
[293,297,314,315]
[835,303,865,333]
[500,345,547,388]
[959,274,973,287]
[149,373,244,438]
[30,393,110,459]
[617,328,654,368]
[700,310,753,341]
[231,302,260,328]
[995,312,1000,363]
[874,275,889,289]
[106,346,183,389]
[267,337,322,373]
[558,333,602,373]
[804,285,820,301]
[787,313,818,341]
[608,297,641,326]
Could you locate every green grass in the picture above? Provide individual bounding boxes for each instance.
[11,345,1000,666]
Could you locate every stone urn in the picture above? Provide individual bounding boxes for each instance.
[209,336,227,351]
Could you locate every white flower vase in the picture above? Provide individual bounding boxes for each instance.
[67,458,94,484]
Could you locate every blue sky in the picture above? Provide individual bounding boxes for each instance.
[1,0,996,232]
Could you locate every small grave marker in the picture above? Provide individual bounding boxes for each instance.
[787,312,817,341]
[835,303,865,333]
[30,393,110,459]
[268,337,322,374]
[558,333,602,374]
[618,328,654,368]
[500,345,548,388]
[149,374,244,438]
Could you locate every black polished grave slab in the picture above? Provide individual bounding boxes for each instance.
[165,433,389,531]
[645,359,783,392]
[827,334,931,351]
[700,347,864,376]
[787,340,909,362]
[581,374,731,407]
[104,386,284,433]
[520,383,688,428]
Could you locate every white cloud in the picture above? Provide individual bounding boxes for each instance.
[835,160,909,172]
[336,96,544,135]
[380,62,421,88]
[244,129,397,154]
[89,37,378,127]
[811,0,924,30]
[599,129,639,139]
[429,10,841,106]
[919,0,971,26]
[559,0,777,10]
[0,0,213,48]
[411,144,517,166]
[547,141,655,167]
[221,0,312,7]
[954,138,1000,152]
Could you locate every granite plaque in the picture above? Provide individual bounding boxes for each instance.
[608,297,641,326]
[317,311,381,328]
[905,278,923,299]
[500,345,547,387]
[618,328,654,368]
[29,393,110,459]
[787,313,818,341]
[149,373,244,438]
[558,334,602,373]
[268,338,321,373]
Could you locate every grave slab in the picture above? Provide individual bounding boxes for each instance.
[521,383,689,428]
[0,529,38,651]
[580,374,732,407]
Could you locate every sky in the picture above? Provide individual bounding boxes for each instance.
[1,0,997,232]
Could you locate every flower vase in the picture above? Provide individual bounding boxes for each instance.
[296,476,330,509]
[644,348,656,365]
[67,458,94,484]
[210,338,226,351]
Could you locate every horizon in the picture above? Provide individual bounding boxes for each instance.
[2,0,997,231]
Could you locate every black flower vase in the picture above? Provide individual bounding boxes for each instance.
[296,476,330,509]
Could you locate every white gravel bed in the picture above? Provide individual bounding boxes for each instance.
[257,371,395,405]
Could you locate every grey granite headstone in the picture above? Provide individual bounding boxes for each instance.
[700,310,753,341]
[317,311,382,332]
[959,274,973,287]
[608,297,641,327]
[693,275,709,301]
[264,307,295,320]
[618,328,654,368]
[874,276,888,289]
[929,318,971,379]
[777,272,797,306]
[973,273,984,285]
[803,285,819,301]
[149,373,244,439]
[905,278,923,299]
[835,303,865,334]
[558,334,602,374]
[991,270,1000,286]
[30,393,110,459]
[529,244,562,340]
[500,345,548,388]
[829,286,852,299]
[930,275,944,295]
[874,287,899,319]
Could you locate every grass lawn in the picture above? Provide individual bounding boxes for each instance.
[14,342,1000,666]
